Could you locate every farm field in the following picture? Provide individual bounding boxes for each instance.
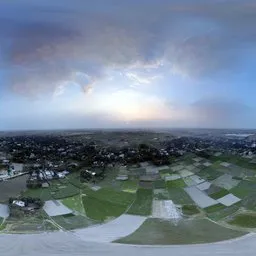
[166,178,186,188]
[207,203,241,221]
[61,195,85,214]
[51,214,98,230]
[82,188,135,221]
[3,212,58,233]
[127,188,153,216]
[230,181,256,198]
[2,152,256,241]
[115,218,247,245]
[228,214,256,228]
[182,205,200,216]
[120,180,138,193]
[167,188,194,205]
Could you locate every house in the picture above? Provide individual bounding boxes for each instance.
[11,163,24,174]
[13,200,25,207]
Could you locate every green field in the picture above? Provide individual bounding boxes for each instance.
[204,204,226,213]
[83,196,127,221]
[168,188,194,205]
[121,180,138,193]
[228,214,256,228]
[210,188,230,199]
[51,182,80,199]
[52,214,98,230]
[82,187,135,221]
[61,195,85,214]
[207,203,241,221]
[66,173,84,189]
[166,178,186,188]
[230,180,256,198]
[22,187,53,201]
[86,188,135,206]
[182,205,200,216]
[115,218,247,245]
[127,188,153,216]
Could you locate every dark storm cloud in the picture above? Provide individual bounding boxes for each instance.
[1,0,256,96]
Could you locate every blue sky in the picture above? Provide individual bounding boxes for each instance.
[1,0,256,130]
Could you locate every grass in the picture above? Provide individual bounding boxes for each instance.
[182,205,200,216]
[166,178,186,188]
[61,194,85,214]
[121,180,138,193]
[86,188,135,206]
[228,214,256,228]
[230,180,256,198]
[66,172,84,189]
[204,204,226,213]
[210,189,230,199]
[22,187,53,201]
[207,203,241,221]
[167,188,194,205]
[52,214,98,230]
[127,188,153,216]
[115,218,247,245]
[52,182,80,199]
[83,196,126,221]
[82,187,135,221]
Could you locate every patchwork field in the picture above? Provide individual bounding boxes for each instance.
[2,153,256,242]
[115,218,247,245]
[167,188,194,205]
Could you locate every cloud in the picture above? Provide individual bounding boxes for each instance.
[1,0,256,98]
[163,97,253,128]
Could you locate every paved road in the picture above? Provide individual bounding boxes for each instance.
[0,231,256,256]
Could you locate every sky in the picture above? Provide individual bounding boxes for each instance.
[0,0,256,130]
